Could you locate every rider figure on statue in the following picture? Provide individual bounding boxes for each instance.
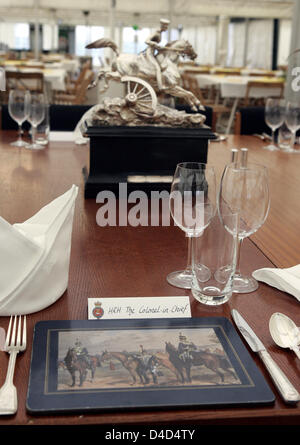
[145,18,170,91]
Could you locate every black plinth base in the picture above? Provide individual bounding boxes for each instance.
[84,125,216,198]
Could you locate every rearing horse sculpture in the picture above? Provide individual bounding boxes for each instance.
[85,38,204,113]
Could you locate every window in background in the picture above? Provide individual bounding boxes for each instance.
[182,25,217,65]
[75,26,104,64]
[246,19,273,69]
[14,23,30,50]
[122,27,152,54]
[227,21,246,67]
[278,19,291,67]
[43,24,59,51]
[0,22,30,50]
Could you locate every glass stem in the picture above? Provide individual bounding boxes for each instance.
[32,126,36,145]
[18,124,22,142]
[235,237,243,276]
[185,236,193,273]
[291,131,296,149]
[271,128,275,146]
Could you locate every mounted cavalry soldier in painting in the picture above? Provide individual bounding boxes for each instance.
[73,339,92,368]
[177,333,197,362]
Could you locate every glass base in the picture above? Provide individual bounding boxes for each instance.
[280,147,300,153]
[232,274,259,293]
[191,287,231,306]
[35,137,49,145]
[263,144,278,151]
[25,143,45,150]
[10,139,29,147]
[166,270,192,289]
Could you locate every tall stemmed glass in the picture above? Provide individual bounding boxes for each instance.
[26,93,45,150]
[218,162,270,293]
[285,101,300,153]
[264,98,285,151]
[167,162,216,289]
[8,89,31,147]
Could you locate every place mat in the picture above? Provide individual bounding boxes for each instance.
[26,317,275,414]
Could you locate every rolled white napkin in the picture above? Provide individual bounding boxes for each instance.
[0,67,5,91]
[0,185,78,315]
[252,265,300,302]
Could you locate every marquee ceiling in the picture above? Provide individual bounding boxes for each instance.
[0,0,294,26]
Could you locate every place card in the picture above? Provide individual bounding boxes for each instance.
[88,296,191,320]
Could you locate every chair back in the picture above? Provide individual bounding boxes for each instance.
[73,61,91,87]
[3,71,44,103]
[73,69,94,104]
[54,69,94,105]
[181,75,205,102]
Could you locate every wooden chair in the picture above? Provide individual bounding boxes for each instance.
[182,74,231,131]
[53,69,94,105]
[64,60,91,94]
[3,71,44,103]
[244,80,284,106]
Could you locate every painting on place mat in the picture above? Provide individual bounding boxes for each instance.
[26,318,275,414]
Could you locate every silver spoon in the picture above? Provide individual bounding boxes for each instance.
[269,312,300,360]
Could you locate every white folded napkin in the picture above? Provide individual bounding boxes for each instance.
[49,131,75,141]
[0,185,78,315]
[49,131,88,145]
[0,67,5,91]
[252,265,300,302]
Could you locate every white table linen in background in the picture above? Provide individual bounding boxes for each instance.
[196,74,283,99]
[4,66,66,91]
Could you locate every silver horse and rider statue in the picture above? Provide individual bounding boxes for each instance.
[84,18,205,123]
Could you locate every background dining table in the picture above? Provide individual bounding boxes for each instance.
[0,130,300,427]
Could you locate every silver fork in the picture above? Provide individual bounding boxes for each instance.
[0,315,26,415]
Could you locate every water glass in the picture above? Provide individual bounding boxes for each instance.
[264,98,285,151]
[8,89,31,147]
[36,103,50,145]
[166,162,216,289]
[218,162,270,293]
[278,122,294,151]
[191,211,238,306]
[26,93,46,150]
[285,101,300,153]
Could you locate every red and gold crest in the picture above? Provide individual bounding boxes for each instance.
[92,301,104,319]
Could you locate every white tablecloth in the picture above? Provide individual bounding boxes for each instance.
[196,74,284,99]
[42,68,66,90]
[5,67,66,91]
[45,59,80,73]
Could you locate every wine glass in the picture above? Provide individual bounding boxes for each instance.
[167,162,216,289]
[218,162,270,293]
[264,98,285,151]
[285,101,300,153]
[26,93,45,150]
[8,89,31,147]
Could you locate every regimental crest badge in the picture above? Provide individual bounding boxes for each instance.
[92,301,104,319]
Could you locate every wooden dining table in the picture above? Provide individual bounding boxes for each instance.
[0,130,300,427]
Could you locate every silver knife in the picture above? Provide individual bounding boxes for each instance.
[231,309,300,404]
